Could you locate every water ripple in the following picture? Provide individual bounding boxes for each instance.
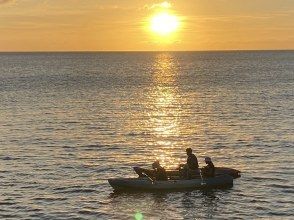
[0,51,293,219]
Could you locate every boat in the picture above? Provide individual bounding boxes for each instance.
[166,167,241,179]
[108,174,234,191]
[132,166,241,179]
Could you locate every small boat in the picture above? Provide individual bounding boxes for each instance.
[133,166,241,179]
[108,175,234,191]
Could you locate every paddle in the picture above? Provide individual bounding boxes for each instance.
[142,173,156,184]
[133,166,156,184]
[199,168,206,186]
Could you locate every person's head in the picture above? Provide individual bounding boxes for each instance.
[186,148,192,155]
[152,160,160,169]
[205,157,212,164]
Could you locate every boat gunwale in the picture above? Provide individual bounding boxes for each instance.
[108,175,234,192]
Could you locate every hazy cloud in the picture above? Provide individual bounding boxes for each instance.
[151,1,171,9]
[144,1,172,10]
[0,0,13,4]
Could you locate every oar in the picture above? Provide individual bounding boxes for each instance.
[147,176,156,184]
[199,168,206,186]
[143,173,156,184]
[133,166,156,184]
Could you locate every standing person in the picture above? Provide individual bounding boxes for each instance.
[179,148,199,179]
[201,157,215,178]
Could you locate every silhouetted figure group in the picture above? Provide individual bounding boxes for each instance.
[134,148,215,181]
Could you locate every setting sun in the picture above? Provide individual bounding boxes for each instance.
[150,12,180,36]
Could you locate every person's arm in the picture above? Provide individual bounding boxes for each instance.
[187,156,192,168]
[205,165,214,177]
[201,166,208,177]
[195,157,199,168]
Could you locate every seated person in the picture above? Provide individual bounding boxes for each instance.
[201,157,215,178]
[179,148,199,179]
[152,160,168,181]
[133,160,167,181]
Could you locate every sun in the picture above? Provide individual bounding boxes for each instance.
[150,12,180,36]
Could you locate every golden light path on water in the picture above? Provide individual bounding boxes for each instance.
[74,52,248,172]
[138,53,248,171]
[147,53,185,169]
[1,52,293,219]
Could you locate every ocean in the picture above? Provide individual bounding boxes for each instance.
[0,51,293,219]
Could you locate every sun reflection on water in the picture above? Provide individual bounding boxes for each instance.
[147,53,185,169]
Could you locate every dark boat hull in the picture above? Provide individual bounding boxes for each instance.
[108,175,233,191]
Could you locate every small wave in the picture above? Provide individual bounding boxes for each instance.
[62,145,76,150]
[0,170,9,173]
[0,214,19,218]
[0,202,15,206]
[64,121,79,124]
[267,211,293,217]
[27,208,43,212]
[126,131,151,137]
[281,189,294,194]
[267,184,293,189]
[249,199,270,204]
[1,156,19,161]
[38,127,55,131]
[2,156,11,160]
[53,185,81,191]
[251,176,287,182]
[65,188,97,194]
[242,155,262,159]
[81,144,120,151]
[54,189,97,194]
[82,144,105,148]
[97,200,110,205]
[20,185,38,189]
[78,210,100,216]
[33,197,68,202]
[53,186,97,194]
[0,183,16,187]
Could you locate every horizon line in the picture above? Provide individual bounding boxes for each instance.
[0,49,294,53]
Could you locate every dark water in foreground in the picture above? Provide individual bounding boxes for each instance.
[0,51,293,219]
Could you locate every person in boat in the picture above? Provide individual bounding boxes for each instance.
[133,161,167,181]
[201,157,215,178]
[151,160,168,181]
[179,148,199,179]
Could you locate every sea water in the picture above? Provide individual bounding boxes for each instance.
[0,51,293,219]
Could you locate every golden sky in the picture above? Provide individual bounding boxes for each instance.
[0,0,294,51]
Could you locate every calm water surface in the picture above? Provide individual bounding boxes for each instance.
[0,51,293,219]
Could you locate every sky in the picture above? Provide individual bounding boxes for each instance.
[0,0,294,51]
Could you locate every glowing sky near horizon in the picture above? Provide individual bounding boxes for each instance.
[0,0,294,51]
